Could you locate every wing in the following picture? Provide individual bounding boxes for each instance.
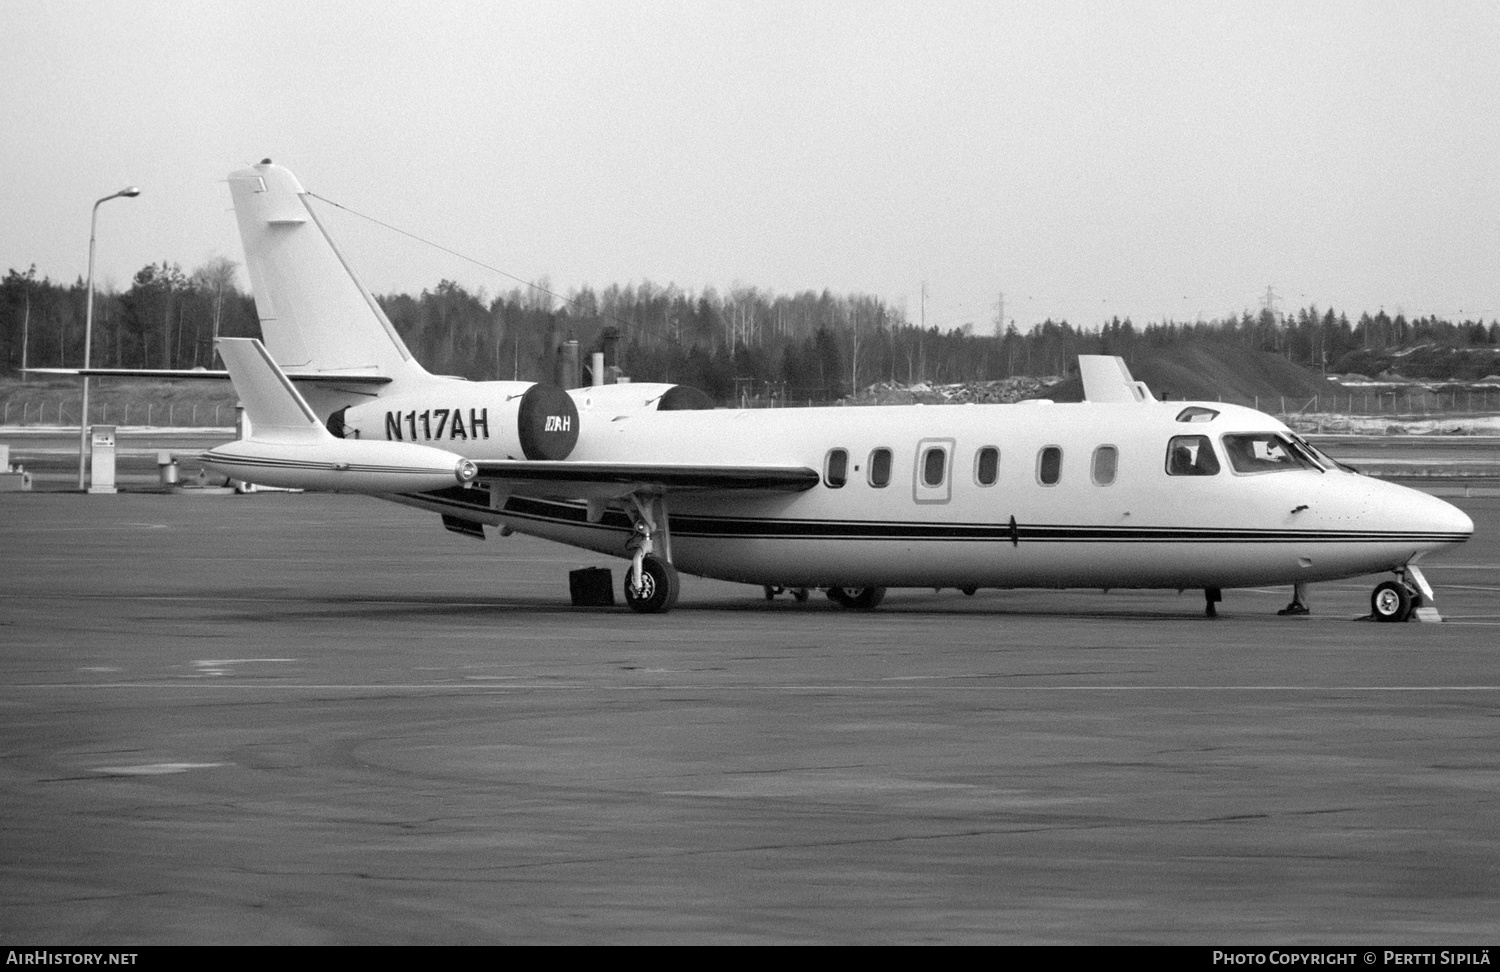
[473,459,818,497]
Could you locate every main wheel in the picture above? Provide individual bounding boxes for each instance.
[827,586,886,610]
[625,556,680,614]
[1371,580,1413,622]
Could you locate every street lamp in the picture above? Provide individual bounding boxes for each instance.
[78,186,141,490]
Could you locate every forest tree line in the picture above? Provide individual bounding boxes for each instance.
[4,260,1499,403]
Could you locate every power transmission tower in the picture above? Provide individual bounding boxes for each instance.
[1261,284,1282,320]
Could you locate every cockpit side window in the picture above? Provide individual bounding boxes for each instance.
[1165,435,1220,476]
[1221,433,1319,474]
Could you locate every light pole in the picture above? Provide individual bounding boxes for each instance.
[78,186,140,490]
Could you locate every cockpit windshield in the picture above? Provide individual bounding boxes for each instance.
[1288,432,1358,474]
[1221,432,1321,474]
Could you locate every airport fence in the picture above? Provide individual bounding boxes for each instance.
[0,399,235,427]
[1231,388,1500,418]
[4,387,1500,427]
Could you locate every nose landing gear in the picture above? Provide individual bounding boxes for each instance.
[1371,580,1414,622]
[1370,564,1441,623]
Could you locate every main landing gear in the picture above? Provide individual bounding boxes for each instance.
[622,493,678,614]
[625,555,679,614]
[1370,564,1439,623]
[826,586,887,610]
[762,585,884,609]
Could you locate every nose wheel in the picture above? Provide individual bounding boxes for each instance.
[1371,565,1440,623]
[1371,581,1414,622]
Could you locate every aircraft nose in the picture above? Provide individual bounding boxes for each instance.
[1412,490,1473,546]
[1356,478,1473,550]
[1439,497,1475,541]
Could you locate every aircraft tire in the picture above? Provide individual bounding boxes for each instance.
[625,556,680,614]
[1371,580,1413,622]
[828,586,886,610]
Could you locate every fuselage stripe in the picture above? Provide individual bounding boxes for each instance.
[404,489,1466,545]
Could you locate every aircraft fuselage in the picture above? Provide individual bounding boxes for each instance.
[392,397,1471,592]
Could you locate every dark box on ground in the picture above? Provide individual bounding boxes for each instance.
[569,567,615,607]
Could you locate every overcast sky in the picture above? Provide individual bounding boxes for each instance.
[3,0,1498,332]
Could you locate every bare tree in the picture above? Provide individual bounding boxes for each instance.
[191,256,240,368]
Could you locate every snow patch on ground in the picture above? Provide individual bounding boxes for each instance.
[1285,413,1500,435]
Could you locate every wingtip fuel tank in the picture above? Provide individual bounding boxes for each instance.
[201,437,479,494]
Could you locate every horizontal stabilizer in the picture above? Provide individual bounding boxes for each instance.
[473,460,819,497]
[24,367,389,384]
[1078,355,1156,403]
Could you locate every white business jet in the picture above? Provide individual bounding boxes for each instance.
[198,161,1470,620]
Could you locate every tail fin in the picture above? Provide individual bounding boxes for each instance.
[1078,355,1156,403]
[217,337,330,442]
[227,161,428,385]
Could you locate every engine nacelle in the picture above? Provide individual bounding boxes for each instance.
[568,383,714,414]
[340,381,579,460]
[202,438,479,493]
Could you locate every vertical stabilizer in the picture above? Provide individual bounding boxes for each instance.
[227,161,427,384]
[217,338,328,442]
[1078,355,1156,403]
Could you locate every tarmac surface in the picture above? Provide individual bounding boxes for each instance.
[1,490,1498,944]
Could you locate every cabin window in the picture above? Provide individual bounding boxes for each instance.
[1037,446,1062,486]
[922,446,948,487]
[1165,435,1220,476]
[913,438,955,504]
[1175,406,1219,423]
[975,446,999,486]
[824,448,848,488]
[868,447,892,488]
[1092,445,1118,485]
[1221,433,1319,474]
